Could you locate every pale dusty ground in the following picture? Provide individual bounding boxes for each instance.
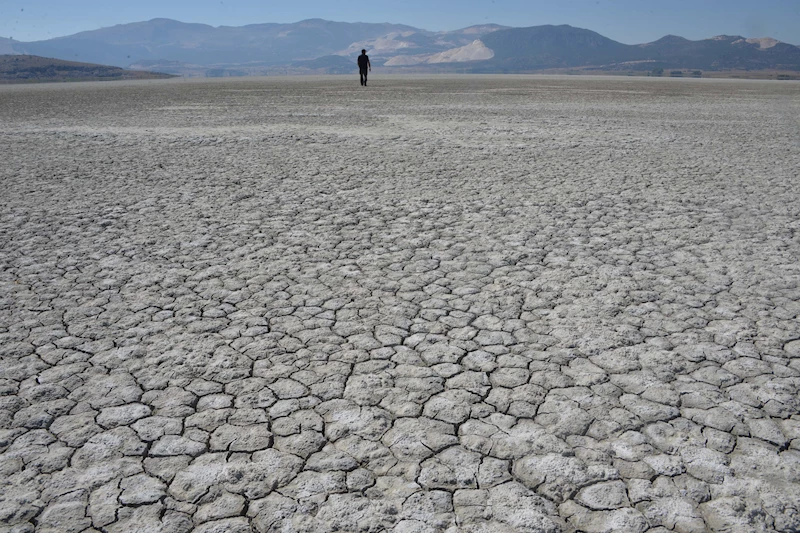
[1,75,800,533]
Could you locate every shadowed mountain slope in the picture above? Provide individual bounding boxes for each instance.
[481,25,637,69]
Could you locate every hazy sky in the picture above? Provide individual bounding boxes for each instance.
[2,0,799,45]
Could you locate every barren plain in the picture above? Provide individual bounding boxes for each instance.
[1,75,800,533]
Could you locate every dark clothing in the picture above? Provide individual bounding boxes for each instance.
[358,53,370,86]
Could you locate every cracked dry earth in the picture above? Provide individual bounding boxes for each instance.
[1,75,799,533]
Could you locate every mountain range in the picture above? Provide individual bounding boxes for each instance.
[2,18,799,77]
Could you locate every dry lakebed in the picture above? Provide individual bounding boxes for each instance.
[1,75,799,532]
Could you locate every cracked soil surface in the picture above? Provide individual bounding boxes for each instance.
[1,75,800,532]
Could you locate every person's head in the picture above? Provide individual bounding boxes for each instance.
[361,49,366,54]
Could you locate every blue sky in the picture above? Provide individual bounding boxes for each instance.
[2,0,799,45]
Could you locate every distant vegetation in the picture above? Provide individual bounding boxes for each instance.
[0,55,175,83]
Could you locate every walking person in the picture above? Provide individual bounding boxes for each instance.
[358,49,371,86]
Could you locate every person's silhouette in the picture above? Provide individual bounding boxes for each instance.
[358,49,371,86]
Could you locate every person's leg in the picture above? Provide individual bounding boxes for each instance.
[360,71,365,85]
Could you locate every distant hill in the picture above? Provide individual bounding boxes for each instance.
[0,55,175,83]
[476,25,800,72]
[4,19,799,76]
[480,25,637,70]
[0,37,19,55]
[633,34,800,71]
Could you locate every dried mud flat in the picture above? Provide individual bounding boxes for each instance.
[1,75,800,533]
